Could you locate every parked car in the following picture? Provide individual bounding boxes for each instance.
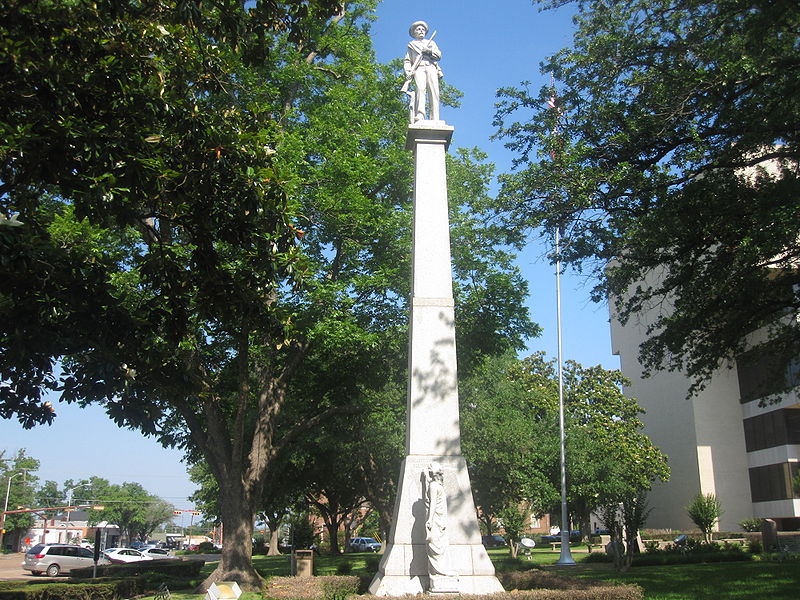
[540,530,582,543]
[23,543,108,576]
[481,535,507,548]
[129,540,148,549]
[102,548,153,563]
[139,547,172,559]
[349,537,382,553]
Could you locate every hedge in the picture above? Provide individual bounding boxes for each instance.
[0,578,143,600]
[70,558,204,579]
[266,575,361,600]
[265,572,642,600]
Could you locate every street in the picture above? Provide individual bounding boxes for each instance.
[0,553,32,581]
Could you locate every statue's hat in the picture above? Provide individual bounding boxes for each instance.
[408,20,429,37]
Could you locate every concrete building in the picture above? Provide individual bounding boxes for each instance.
[610,269,799,532]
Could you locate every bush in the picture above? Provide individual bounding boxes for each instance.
[740,518,762,532]
[631,550,752,566]
[197,541,217,553]
[582,552,612,563]
[364,556,380,573]
[642,540,660,553]
[0,578,145,600]
[267,576,360,600]
[498,570,642,597]
[686,493,724,543]
[335,561,353,575]
[70,558,204,579]
[748,539,763,554]
[321,577,359,600]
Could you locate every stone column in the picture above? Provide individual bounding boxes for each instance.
[368,122,504,596]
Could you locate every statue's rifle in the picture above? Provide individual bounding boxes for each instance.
[400,30,437,94]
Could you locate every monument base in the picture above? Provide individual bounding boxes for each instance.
[368,456,504,596]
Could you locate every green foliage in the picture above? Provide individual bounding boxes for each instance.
[686,493,724,543]
[0,578,147,600]
[0,0,537,585]
[462,352,668,539]
[64,477,172,543]
[334,561,353,575]
[739,518,762,532]
[287,511,317,549]
[496,569,643,600]
[71,558,204,579]
[494,0,800,392]
[0,450,39,541]
[498,502,529,559]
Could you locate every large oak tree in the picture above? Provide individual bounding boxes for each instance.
[495,0,800,393]
[1,0,535,589]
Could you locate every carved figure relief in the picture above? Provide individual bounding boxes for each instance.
[424,463,458,591]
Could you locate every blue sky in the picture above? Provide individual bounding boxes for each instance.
[1,0,617,508]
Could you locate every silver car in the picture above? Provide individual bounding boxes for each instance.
[349,537,381,552]
[23,543,107,576]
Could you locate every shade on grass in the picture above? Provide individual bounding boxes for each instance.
[571,560,800,600]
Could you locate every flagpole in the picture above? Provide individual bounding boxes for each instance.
[555,224,575,566]
[549,78,575,566]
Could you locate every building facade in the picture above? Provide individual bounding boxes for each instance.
[610,274,799,532]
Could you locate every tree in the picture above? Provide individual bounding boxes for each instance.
[34,481,65,509]
[494,0,800,393]
[686,493,723,543]
[461,352,668,549]
[0,450,39,551]
[66,477,173,543]
[497,502,530,559]
[460,352,559,538]
[598,493,652,572]
[0,0,392,589]
[133,498,176,542]
[1,2,536,590]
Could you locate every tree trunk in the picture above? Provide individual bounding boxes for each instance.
[199,488,262,592]
[267,525,282,556]
[325,519,341,555]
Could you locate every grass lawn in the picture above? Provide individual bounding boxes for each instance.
[564,560,800,600]
[126,549,800,600]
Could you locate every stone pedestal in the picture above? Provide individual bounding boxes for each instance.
[368,122,504,596]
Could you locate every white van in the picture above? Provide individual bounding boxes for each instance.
[22,543,108,576]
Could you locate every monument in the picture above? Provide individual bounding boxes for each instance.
[368,22,504,596]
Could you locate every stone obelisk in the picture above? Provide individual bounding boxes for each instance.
[368,22,503,597]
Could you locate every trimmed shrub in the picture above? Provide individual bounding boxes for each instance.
[70,558,204,579]
[322,577,359,600]
[335,561,354,575]
[364,556,380,573]
[739,518,762,532]
[631,550,753,566]
[357,589,642,600]
[496,569,642,599]
[0,578,144,600]
[267,576,360,600]
[197,541,217,553]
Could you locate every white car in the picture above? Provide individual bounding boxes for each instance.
[102,548,152,564]
[139,547,172,559]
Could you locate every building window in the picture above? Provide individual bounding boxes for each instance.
[737,346,800,404]
[749,463,800,502]
[743,408,800,452]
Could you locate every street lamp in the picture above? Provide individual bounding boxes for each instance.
[0,472,25,551]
